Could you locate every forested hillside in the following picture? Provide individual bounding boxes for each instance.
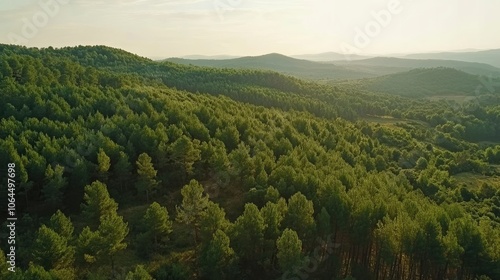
[337,67,500,98]
[1,45,500,280]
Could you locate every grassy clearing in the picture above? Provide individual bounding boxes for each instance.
[361,115,429,128]
[452,172,500,191]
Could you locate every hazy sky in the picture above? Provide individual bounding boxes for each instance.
[1,0,499,58]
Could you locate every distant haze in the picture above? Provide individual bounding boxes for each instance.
[1,0,499,59]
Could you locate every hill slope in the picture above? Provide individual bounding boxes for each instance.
[355,67,492,97]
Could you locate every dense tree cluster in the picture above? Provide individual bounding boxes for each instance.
[0,44,499,279]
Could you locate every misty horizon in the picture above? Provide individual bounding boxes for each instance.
[1,0,499,59]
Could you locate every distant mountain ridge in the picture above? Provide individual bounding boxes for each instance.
[181,54,240,60]
[333,57,500,77]
[290,52,371,61]
[167,53,382,81]
[167,52,500,83]
[404,49,500,68]
[168,48,500,67]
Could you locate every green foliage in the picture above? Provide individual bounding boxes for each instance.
[284,192,315,240]
[32,225,74,270]
[199,201,230,242]
[22,263,55,280]
[200,229,236,279]
[153,263,190,280]
[125,265,153,280]
[415,157,428,170]
[264,186,280,203]
[49,210,74,241]
[276,228,303,273]
[96,212,129,263]
[76,226,101,265]
[136,153,160,202]
[261,201,286,241]
[42,164,67,208]
[113,151,132,191]
[176,179,210,245]
[81,181,118,225]
[96,148,111,181]
[230,203,265,262]
[169,135,201,180]
[142,202,173,247]
[0,249,11,278]
[77,213,129,269]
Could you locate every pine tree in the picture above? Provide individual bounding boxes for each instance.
[32,225,74,270]
[169,135,201,181]
[97,212,129,272]
[113,151,132,191]
[96,148,111,182]
[136,152,160,203]
[125,265,153,280]
[0,59,13,79]
[143,202,173,246]
[76,226,100,265]
[200,229,236,279]
[215,125,240,151]
[231,203,265,263]
[277,228,303,273]
[284,192,315,240]
[81,180,118,226]
[76,192,129,272]
[199,201,229,242]
[264,186,280,203]
[261,201,285,241]
[260,200,286,266]
[20,64,36,84]
[176,179,209,245]
[49,210,74,240]
[42,164,67,209]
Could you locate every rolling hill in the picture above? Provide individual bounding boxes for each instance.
[166,53,382,81]
[168,53,500,85]
[350,67,500,97]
